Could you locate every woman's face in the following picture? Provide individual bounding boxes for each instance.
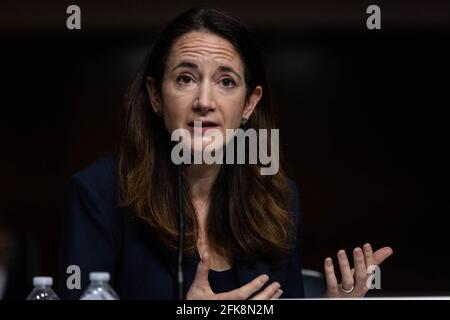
[146,31,262,152]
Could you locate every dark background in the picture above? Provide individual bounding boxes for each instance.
[1,0,449,298]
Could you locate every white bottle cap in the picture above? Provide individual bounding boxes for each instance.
[89,272,110,282]
[33,276,53,286]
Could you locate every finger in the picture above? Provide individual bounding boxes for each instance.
[270,289,284,300]
[337,250,354,292]
[192,251,211,289]
[353,247,367,286]
[373,246,394,265]
[324,257,339,294]
[363,243,375,267]
[251,282,281,300]
[218,274,269,300]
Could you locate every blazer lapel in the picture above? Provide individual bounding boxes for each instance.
[183,252,201,292]
[158,248,201,297]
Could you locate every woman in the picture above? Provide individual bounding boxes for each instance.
[59,7,393,300]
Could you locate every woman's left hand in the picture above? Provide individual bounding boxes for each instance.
[323,243,393,298]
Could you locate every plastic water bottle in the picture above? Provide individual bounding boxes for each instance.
[80,272,119,300]
[26,277,60,300]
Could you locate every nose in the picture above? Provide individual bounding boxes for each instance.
[193,81,215,114]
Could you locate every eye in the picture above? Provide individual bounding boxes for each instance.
[220,77,236,88]
[176,75,194,85]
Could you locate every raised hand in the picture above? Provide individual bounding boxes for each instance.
[323,243,393,298]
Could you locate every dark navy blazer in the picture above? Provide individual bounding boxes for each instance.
[58,156,304,299]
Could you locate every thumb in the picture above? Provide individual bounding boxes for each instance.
[373,246,394,265]
[192,251,211,288]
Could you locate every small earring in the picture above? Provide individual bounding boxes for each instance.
[240,117,248,126]
[156,110,163,117]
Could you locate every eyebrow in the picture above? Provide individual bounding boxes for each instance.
[218,65,242,80]
[171,61,198,72]
[171,60,242,80]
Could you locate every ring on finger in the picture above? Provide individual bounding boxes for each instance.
[340,284,354,294]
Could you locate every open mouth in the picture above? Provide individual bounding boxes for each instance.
[188,120,220,129]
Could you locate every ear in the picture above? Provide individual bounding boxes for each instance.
[145,76,162,113]
[243,86,263,120]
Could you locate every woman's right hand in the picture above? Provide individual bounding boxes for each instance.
[186,251,283,300]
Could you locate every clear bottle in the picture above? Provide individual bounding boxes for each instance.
[80,272,119,300]
[26,277,60,300]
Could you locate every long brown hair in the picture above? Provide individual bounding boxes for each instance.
[118,7,295,264]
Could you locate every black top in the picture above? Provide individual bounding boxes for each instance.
[58,155,305,299]
[208,268,238,294]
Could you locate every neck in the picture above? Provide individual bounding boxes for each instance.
[184,163,221,201]
[183,163,221,231]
